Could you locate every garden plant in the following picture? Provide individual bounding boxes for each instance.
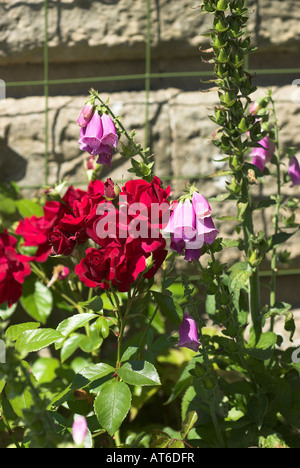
[1,0,300,448]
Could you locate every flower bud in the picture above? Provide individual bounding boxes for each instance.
[47,265,70,288]
[77,102,94,127]
[104,178,120,200]
[72,415,88,446]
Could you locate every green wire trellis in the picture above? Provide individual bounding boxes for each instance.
[4,0,300,188]
[3,0,300,279]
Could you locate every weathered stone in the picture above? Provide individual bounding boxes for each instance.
[0,86,299,268]
[1,0,299,67]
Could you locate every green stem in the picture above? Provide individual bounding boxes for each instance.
[197,325,225,448]
[137,305,159,359]
[241,176,261,342]
[30,263,82,311]
[186,290,225,448]
[94,93,149,164]
[269,95,281,330]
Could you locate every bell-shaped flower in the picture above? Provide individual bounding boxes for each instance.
[78,111,104,156]
[288,156,300,186]
[164,192,218,262]
[251,135,275,171]
[178,311,200,352]
[165,199,197,243]
[78,111,119,167]
[101,113,118,149]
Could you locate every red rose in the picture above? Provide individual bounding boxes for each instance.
[119,176,171,229]
[16,186,88,262]
[48,230,76,256]
[75,239,146,292]
[0,231,31,307]
[16,200,67,262]
[62,186,87,210]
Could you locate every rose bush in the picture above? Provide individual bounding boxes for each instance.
[1,1,300,450]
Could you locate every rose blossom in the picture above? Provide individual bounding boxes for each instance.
[75,240,147,292]
[16,186,86,263]
[0,231,31,307]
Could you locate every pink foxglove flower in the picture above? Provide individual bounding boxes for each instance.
[288,156,300,186]
[251,135,275,172]
[72,415,88,446]
[77,102,94,127]
[179,311,200,352]
[78,111,118,167]
[164,192,218,262]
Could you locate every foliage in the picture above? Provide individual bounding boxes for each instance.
[1,0,300,449]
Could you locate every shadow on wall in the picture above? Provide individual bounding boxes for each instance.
[0,138,27,183]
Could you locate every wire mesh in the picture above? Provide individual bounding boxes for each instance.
[2,0,300,278]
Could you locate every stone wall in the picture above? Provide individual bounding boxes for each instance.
[0,0,300,302]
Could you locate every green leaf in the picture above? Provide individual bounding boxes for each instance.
[247,394,268,430]
[79,329,103,353]
[0,302,17,321]
[255,199,277,210]
[94,380,131,436]
[55,313,98,349]
[269,229,299,249]
[31,357,60,384]
[6,383,35,419]
[15,329,63,356]
[150,430,185,448]
[60,334,85,363]
[121,346,139,362]
[20,279,53,325]
[0,196,16,215]
[78,296,103,313]
[73,363,115,389]
[6,322,40,342]
[228,262,251,311]
[15,199,44,218]
[117,360,161,387]
[150,429,172,448]
[246,332,277,360]
[152,291,183,325]
[180,410,198,440]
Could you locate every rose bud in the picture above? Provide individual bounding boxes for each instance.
[104,178,120,200]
